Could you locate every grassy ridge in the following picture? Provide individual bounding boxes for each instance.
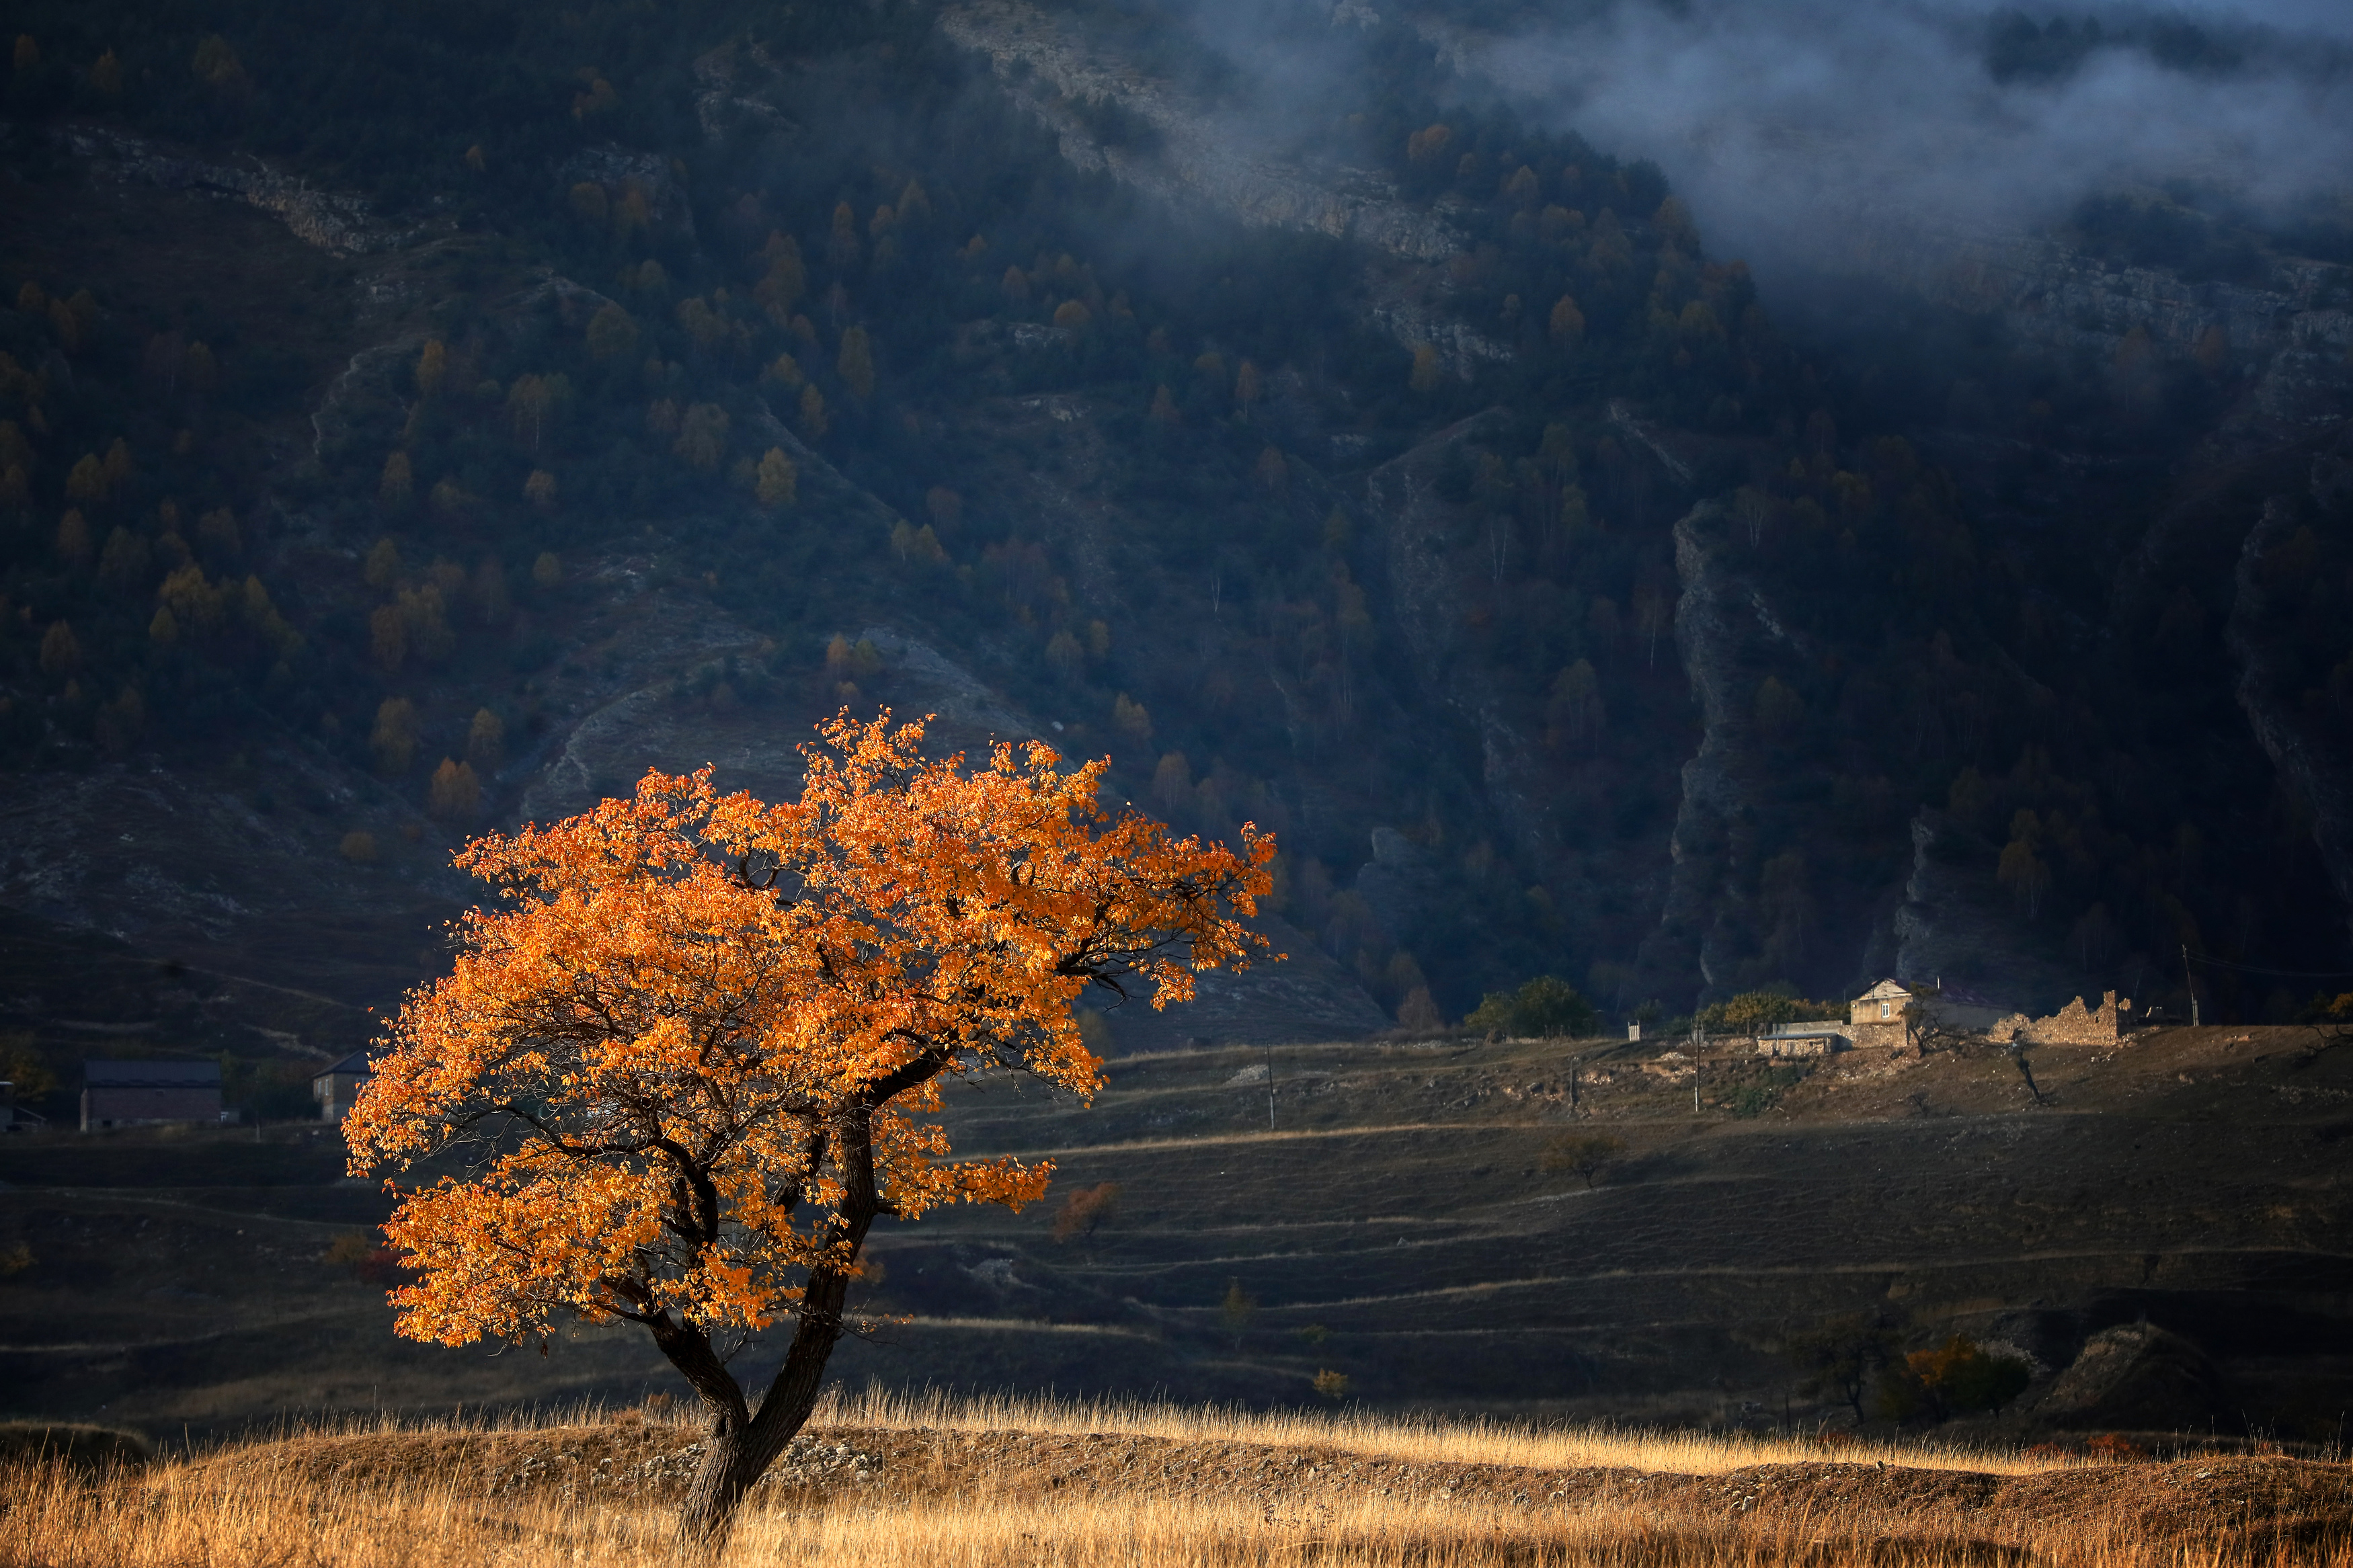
[5,1393,2350,1567]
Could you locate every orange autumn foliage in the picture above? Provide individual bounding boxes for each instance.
[343,711,1273,1537]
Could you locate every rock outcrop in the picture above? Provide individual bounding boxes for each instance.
[939,1,1459,265]
[1635,502,1749,1000]
[2034,1322,2224,1433]
[1360,416,1599,931]
[53,124,430,256]
[1833,209,2353,450]
[1888,811,2094,1014]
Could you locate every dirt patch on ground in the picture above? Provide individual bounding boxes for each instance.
[200,1422,2353,1547]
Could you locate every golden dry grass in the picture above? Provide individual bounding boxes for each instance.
[1,1393,2342,1568]
[808,1384,2084,1479]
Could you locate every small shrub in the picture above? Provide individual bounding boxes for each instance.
[1222,1278,1257,1347]
[1540,1132,1624,1188]
[2084,1432,2148,1461]
[1725,1065,1804,1118]
[1312,1368,1351,1401]
[0,1241,33,1278]
[322,1231,402,1284]
[1904,1334,2034,1415]
[1874,1360,1929,1423]
[1051,1181,1120,1244]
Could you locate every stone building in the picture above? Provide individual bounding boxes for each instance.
[1755,1021,1849,1057]
[1847,979,1913,1049]
[1843,979,2016,1048]
[81,1061,225,1130]
[310,1049,376,1124]
[1743,980,2130,1057]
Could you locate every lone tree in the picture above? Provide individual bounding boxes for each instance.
[1782,1311,1903,1424]
[1540,1131,1624,1190]
[344,713,1273,1542]
[1050,1180,1121,1246]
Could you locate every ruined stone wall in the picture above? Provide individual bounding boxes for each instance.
[1755,1035,1836,1058]
[1989,991,2130,1046]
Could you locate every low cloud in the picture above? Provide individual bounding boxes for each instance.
[1452,0,2353,272]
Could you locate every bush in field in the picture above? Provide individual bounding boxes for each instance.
[321,1231,401,1284]
[1880,1333,2034,1420]
[1465,976,1594,1038]
[1783,1312,1903,1423]
[1051,1181,1121,1244]
[1540,1132,1624,1189]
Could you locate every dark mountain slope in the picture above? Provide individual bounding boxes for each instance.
[0,0,2347,1120]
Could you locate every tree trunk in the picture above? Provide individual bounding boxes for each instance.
[674,1110,885,1544]
[674,1290,849,1542]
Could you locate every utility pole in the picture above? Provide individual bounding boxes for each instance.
[2183,942,2200,1028]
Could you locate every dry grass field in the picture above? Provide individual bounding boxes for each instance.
[4,1392,2348,1568]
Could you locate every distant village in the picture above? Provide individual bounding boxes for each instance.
[1727,979,2132,1057]
[0,983,2139,1135]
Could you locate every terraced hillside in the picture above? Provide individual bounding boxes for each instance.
[3,1023,2347,1441]
[854,1024,2353,1436]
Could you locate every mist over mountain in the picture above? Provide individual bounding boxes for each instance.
[1138,0,2353,282]
[1466,1,2353,277]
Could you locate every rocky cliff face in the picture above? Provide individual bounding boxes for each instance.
[52,124,436,257]
[939,1,1460,263]
[2227,450,2353,952]
[1634,501,1749,998]
[1355,416,1689,980]
[934,0,1520,377]
[1831,208,2353,448]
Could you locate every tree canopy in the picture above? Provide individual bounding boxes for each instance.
[1464,975,1595,1038]
[344,711,1274,1538]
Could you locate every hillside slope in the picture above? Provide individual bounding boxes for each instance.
[3,0,2352,1117]
[3,1025,2346,1440]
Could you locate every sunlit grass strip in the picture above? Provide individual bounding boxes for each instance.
[206,1385,2085,1479]
[809,1384,2089,1479]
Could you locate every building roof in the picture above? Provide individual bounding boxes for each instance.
[1769,1020,1847,1036]
[84,1060,221,1088]
[1854,979,1913,1002]
[311,1049,376,1081]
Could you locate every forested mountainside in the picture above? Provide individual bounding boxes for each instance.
[2,0,2351,1110]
